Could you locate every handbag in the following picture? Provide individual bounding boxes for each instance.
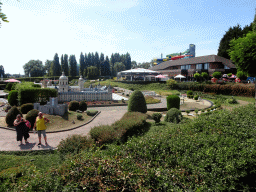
[25,120,31,129]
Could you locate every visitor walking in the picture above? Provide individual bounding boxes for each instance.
[33,112,49,146]
[13,114,30,145]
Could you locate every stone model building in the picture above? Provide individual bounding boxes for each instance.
[43,72,112,102]
[34,97,68,116]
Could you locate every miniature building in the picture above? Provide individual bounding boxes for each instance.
[34,97,68,116]
[45,72,112,102]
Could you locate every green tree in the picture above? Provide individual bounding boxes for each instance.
[60,54,64,73]
[113,62,125,76]
[99,53,104,76]
[79,52,85,76]
[126,52,131,70]
[49,61,56,76]
[101,56,111,76]
[86,66,98,79]
[87,52,92,67]
[236,71,248,80]
[69,55,77,77]
[23,60,45,77]
[44,60,52,76]
[94,52,100,75]
[253,8,256,32]
[53,53,61,76]
[0,2,8,27]
[63,54,69,76]
[212,72,222,79]
[217,24,243,60]
[201,72,209,81]
[131,61,137,69]
[193,72,201,81]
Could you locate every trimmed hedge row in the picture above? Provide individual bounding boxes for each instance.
[175,82,255,97]
[89,112,147,146]
[18,88,57,106]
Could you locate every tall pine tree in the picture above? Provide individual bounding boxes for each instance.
[53,53,61,76]
[60,54,64,73]
[99,53,104,76]
[69,55,77,77]
[110,53,115,76]
[94,52,100,75]
[63,54,69,76]
[126,52,131,70]
[87,52,92,67]
[79,52,85,76]
[91,52,95,67]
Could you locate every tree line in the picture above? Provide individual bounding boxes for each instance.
[22,52,132,78]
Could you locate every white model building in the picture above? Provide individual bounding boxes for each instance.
[43,72,112,102]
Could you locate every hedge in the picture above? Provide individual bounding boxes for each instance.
[17,88,57,106]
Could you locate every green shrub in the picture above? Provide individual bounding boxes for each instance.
[185,110,190,115]
[5,106,22,126]
[226,98,238,104]
[164,108,183,123]
[89,125,117,145]
[77,114,83,120]
[5,83,13,91]
[8,90,18,106]
[195,109,199,115]
[32,84,41,88]
[212,71,222,79]
[152,113,162,123]
[11,83,18,90]
[128,90,147,113]
[187,90,193,96]
[68,101,79,111]
[236,71,247,80]
[25,109,39,129]
[57,134,94,154]
[166,79,177,89]
[194,95,199,100]
[166,95,180,110]
[20,103,34,114]
[86,109,98,116]
[79,100,87,112]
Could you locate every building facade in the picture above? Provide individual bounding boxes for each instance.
[42,72,112,102]
[150,55,237,79]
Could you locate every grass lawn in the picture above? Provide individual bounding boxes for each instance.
[0,111,93,132]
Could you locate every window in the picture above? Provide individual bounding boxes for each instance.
[181,65,186,69]
[186,65,191,69]
[204,63,209,70]
[224,65,230,69]
[196,64,202,69]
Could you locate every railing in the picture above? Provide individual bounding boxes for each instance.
[142,91,156,96]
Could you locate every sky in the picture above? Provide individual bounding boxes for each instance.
[0,0,256,75]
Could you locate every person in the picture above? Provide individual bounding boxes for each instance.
[13,114,30,145]
[33,112,49,146]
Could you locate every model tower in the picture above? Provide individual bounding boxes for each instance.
[59,72,68,92]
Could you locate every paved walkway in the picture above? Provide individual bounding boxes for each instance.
[0,88,212,152]
[0,109,127,151]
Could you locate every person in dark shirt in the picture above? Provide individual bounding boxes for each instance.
[13,114,29,145]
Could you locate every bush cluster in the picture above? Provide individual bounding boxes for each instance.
[20,103,34,114]
[164,108,183,123]
[79,100,87,112]
[57,134,94,154]
[166,79,177,89]
[152,113,162,123]
[166,95,180,110]
[5,106,22,126]
[90,112,147,146]
[77,114,83,120]
[68,101,79,111]
[86,110,98,116]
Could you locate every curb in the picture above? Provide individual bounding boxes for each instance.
[147,99,213,112]
[0,111,101,133]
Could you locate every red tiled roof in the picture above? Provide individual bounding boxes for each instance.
[150,55,236,71]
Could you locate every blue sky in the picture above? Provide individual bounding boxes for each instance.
[0,0,255,75]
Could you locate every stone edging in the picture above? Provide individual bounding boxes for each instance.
[147,99,213,112]
[0,111,101,133]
